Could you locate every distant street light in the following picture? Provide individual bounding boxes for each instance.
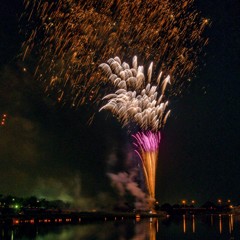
[182,200,186,207]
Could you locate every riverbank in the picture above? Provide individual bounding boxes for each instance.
[0,210,166,226]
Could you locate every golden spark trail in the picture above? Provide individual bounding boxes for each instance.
[133,132,161,203]
[21,0,209,107]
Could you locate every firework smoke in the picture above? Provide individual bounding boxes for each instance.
[21,0,208,107]
[108,170,149,210]
[100,56,170,208]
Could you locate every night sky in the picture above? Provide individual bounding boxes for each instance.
[0,0,239,209]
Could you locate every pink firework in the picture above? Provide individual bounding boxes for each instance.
[132,131,161,204]
[133,131,161,153]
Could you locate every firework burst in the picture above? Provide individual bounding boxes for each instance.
[132,131,161,201]
[21,0,208,107]
[100,56,170,207]
[99,56,171,132]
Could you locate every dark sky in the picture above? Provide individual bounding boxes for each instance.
[0,0,239,209]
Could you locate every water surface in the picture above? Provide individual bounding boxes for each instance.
[1,214,239,240]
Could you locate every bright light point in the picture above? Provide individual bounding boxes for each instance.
[203,18,209,24]
[23,67,27,72]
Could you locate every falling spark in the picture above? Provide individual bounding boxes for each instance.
[21,0,208,107]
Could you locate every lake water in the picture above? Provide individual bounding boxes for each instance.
[1,214,240,239]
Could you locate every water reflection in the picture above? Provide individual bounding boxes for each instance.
[132,218,157,240]
[211,213,214,226]
[229,214,234,233]
[219,214,222,234]
[1,214,240,239]
[192,215,195,233]
[183,214,186,233]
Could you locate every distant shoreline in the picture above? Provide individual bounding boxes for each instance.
[0,211,167,226]
[1,208,236,226]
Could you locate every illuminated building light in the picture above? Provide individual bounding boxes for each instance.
[135,216,141,223]
[135,214,141,219]
[13,219,19,225]
[182,200,187,205]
